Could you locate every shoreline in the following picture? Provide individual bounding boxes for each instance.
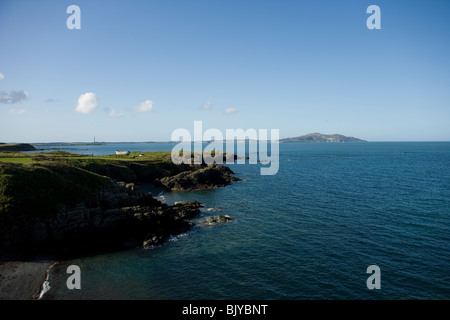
[0,257,53,300]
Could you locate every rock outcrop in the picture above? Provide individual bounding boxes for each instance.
[201,215,233,226]
[157,164,241,191]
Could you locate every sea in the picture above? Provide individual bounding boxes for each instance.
[37,142,450,300]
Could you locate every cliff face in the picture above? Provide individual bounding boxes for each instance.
[0,178,202,254]
[0,155,238,254]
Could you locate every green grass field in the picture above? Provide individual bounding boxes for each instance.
[0,150,213,165]
[0,157,34,164]
[0,151,174,164]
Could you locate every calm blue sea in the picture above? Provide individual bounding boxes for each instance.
[42,142,450,299]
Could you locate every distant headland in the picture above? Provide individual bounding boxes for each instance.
[3,133,366,147]
[280,133,367,143]
[0,143,36,151]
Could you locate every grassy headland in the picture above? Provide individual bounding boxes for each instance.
[0,151,200,218]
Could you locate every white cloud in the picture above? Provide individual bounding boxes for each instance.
[0,90,29,104]
[109,109,125,118]
[75,92,99,114]
[0,73,4,80]
[9,108,26,115]
[201,101,212,110]
[224,107,238,115]
[133,99,153,113]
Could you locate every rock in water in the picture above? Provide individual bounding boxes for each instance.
[172,201,204,219]
[201,215,233,226]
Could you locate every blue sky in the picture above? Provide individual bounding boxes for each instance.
[1,0,449,142]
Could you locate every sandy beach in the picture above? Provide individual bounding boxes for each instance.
[0,257,53,300]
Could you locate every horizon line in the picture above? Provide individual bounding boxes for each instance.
[4,140,450,145]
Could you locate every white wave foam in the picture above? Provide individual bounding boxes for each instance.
[169,233,188,242]
[38,261,57,300]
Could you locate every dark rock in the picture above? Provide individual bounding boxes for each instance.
[0,182,203,254]
[158,164,241,191]
[143,235,165,248]
[172,201,204,219]
[201,215,233,226]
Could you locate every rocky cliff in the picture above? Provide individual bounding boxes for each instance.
[0,154,239,254]
[158,163,241,191]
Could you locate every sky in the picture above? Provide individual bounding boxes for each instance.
[0,0,449,142]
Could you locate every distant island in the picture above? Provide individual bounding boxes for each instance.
[281,133,367,143]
